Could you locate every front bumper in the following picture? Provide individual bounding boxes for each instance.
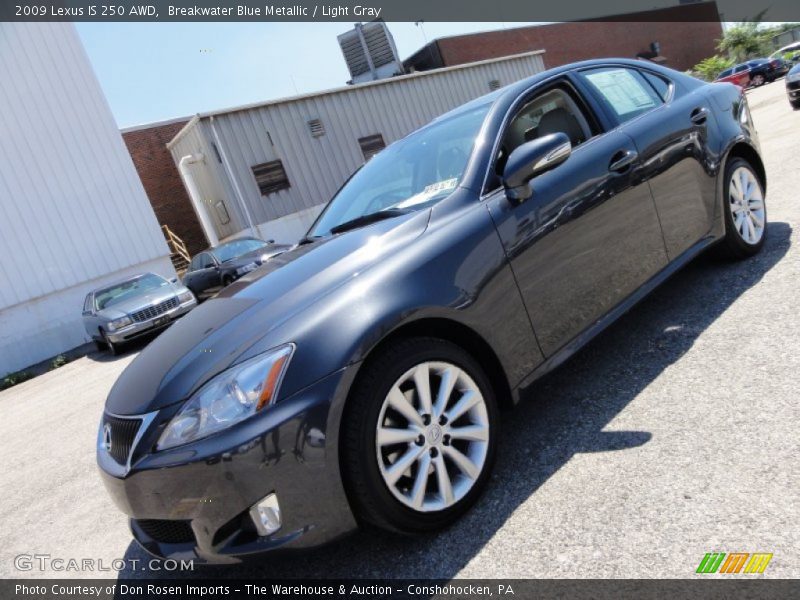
[97,365,358,563]
[106,300,196,343]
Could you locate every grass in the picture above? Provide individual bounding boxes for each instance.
[1,353,73,392]
[51,354,70,369]
[1,370,35,391]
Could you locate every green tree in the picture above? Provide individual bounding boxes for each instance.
[718,24,770,61]
[717,12,771,62]
[693,55,734,81]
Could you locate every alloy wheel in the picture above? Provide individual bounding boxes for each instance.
[729,166,765,245]
[375,361,490,513]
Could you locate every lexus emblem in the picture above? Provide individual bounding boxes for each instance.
[102,423,113,453]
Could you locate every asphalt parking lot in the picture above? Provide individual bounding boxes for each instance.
[1,80,798,580]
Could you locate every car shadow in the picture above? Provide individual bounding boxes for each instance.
[86,331,160,363]
[116,221,792,580]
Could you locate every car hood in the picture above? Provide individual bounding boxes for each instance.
[96,287,179,319]
[220,244,292,269]
[105,211,429,415]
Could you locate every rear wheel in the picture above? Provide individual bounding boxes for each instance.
[342,337,498,534]
[717,157,767,259]
[752,73,765,86]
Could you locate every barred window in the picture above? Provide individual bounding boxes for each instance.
[358,134,386,161]
[252,160,290,195]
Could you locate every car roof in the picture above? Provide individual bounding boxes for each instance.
[776,41,800,53]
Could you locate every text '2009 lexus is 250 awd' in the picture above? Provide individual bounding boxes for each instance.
[98,59,767,563]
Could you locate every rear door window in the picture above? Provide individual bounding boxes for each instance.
[198,253,214,269]
[580,67,664,124]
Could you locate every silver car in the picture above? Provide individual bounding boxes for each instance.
[82,272,197,355]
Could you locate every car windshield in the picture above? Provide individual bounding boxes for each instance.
[211,239,268,262]
[308,103,492,237]
[95,274,169,310]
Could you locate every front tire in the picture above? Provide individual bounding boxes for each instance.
[717,157,767,259]
[342,337,498,534]
[752,73,765,86]
[101,330,121,356]
[791,99,800,110]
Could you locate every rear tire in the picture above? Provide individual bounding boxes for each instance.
[752,73,765,86]
[717,157,767,259]
[341,337,498,534]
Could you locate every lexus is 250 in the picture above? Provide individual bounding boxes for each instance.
[97,59,767,563]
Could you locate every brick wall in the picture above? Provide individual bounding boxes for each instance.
[410,4,722,74]
[122,121,208,255]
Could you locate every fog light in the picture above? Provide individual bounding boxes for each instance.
[249,493,281,536]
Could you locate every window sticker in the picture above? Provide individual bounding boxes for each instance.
[585,69,657,117]
[396,178,459,208]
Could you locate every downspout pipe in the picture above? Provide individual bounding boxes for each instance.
[178,154,219,247]
[209,116,260,239]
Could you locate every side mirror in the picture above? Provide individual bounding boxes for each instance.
[503,133,572,202]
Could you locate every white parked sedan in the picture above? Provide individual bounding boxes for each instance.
[82,272,197,355]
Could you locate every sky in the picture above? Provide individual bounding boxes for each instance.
[76,22,540,128]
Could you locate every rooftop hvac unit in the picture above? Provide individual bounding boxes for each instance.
[338,21,405,84]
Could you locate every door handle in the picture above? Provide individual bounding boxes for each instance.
[608,149,638,173]
[690,107,709,125]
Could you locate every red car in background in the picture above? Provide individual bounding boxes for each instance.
[715,64,751,88]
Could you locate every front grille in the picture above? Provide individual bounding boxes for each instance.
[103,414,141,465]
[787,80,800,91]
[136,519,195,544]
[130,297,179,323]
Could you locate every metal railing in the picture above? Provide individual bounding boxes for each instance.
[161,225,191,274]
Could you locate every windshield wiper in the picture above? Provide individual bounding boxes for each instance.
[297,235,323,246]
[329,208,411,235]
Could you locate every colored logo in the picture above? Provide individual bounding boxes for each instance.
[696,552,773,574]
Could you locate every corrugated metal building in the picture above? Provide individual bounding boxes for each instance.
[0,22,174,374]
[168,50,545,245]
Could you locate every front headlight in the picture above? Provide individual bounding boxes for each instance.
[107,316,132,331]
[157,344,294,450]
[178,290,194,303]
